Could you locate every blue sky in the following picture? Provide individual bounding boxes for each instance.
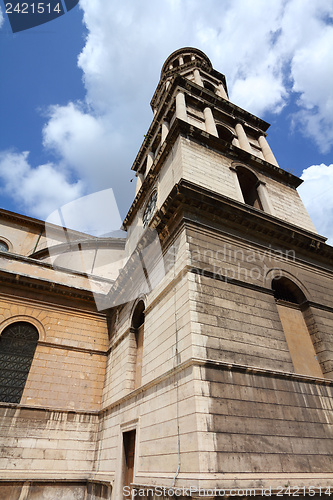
[0,0,332,242]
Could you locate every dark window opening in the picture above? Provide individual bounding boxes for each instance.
[203,81,216,93]
[123,429,136,499]
[132,301,145,329]
[236,166,263,210]
[151,134,160,158]
[183,55,191,64]
[216,124,234,143]
[172,58,180,68]
[0,241,9,252]
[272,277,306,304]
[132,301,145,389]
[0,322,39,403]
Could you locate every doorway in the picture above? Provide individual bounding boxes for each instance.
[123,429,136,498]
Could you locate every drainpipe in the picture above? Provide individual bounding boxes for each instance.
[32,229,43,254]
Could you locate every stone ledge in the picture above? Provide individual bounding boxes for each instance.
[0,471,114,485]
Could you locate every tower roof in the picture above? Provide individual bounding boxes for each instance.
[161,47,212,77]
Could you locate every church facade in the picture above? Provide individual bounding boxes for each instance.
[0,48,332,499]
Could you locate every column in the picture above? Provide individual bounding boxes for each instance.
[175,91,188,121]
[146,151,154,174]
[235,123,252,153]
[232,137,240,148]
[217,83,228,100]
[203,107,218,137]
[193,68,203,86]
[161,121,169,144]
[256,181,275,215]
[258,135,279,166]
[230,167,245,203]
[135,173,144,195]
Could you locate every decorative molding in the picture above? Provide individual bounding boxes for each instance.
[189,266,274,295]
[153,179,330,260]
[0,268,102,304]
[38,340,107,357]
[0,315,46,342]
[100,356,333,417]
[125,117,306,228]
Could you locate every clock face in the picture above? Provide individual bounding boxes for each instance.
[143,191,157,228]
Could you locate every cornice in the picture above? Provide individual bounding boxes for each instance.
[0,250,113,283]
[180,74,270,131]
[154,180,332,265]
[0,207,96,240]
[124,118,303,228]
[30,237,126,260]
[0,268,104,305]
[100,356,332,417]
[137,73,271,174]
[160,47,213,75]
[0,207,47,230]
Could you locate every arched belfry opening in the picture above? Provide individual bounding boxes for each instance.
[272,277,306,305]
[172,57,180,69]
[131,300,145,389]
[0,321,39,403]
[272,277,323,378]
[236,166,263,210]
[203,80,216,93]
[217,124,234,143]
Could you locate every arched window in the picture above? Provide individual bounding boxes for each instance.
[203,81,216,93]
[272,277,306,304]
[0,322,39,403]
[132,301,145,389]
[172,58,180,68]
[236,166,263,210]
[0,240,9,252]
[272,277,323,378]
[216,124,234,143]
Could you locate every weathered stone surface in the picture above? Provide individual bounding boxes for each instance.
[1,48,333,499]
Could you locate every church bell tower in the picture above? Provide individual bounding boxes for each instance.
[105,48,333,497]
[125,47,319,241]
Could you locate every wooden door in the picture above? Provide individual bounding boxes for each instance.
[123,429,136,498]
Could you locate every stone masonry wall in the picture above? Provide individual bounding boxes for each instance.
[196,364,333,487]
[0,294,108,411]
[186,223,333,377]
[0,406,98,477]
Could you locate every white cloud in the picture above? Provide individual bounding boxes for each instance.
[231,74,287,117]
[74,0,333,152]
[298,164,333,245]
[43,103,119,186]
[1,0,333,221]
[291,26,333,152]
[0,151,84,219]
[45,0,333,213]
